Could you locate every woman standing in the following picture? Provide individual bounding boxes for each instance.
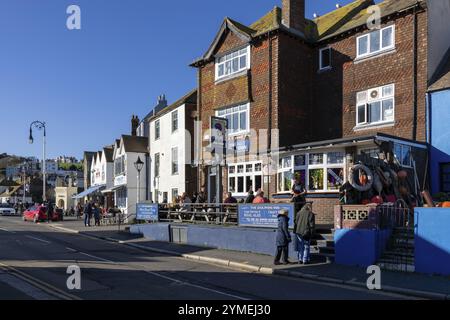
[274,209,292,265]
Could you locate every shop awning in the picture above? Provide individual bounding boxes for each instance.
[72,185,106,199]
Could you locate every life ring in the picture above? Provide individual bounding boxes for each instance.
[349,164,374,192]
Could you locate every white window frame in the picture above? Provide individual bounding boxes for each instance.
[215,46,250,81]
[319,47,332,71]
[171,110,178,133]
[276,152,346,193]
[356,25,395,59]
[356,84,395,127]
[155,120,161,140]
[171,147,179,175]
[216,103,250,137]
[228,161,262,197]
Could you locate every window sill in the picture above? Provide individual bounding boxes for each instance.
[215,69,249,85]
[354,121,395,132]
[354,48,396,64]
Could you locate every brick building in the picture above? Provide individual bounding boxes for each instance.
[190,0,450,224]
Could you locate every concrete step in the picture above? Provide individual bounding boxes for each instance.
[378,262,415,273]
[379,256,415,265]
[383,250,414,258]
[315,239,335,248]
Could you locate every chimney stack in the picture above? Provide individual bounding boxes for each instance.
[154,94,168,114]
[282,0,306,33]
[131,115,139,136]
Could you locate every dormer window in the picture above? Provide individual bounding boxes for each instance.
[357,25,395,59]
[215,46,250,81]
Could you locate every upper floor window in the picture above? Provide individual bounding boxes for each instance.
[114,156,125,176]
[171,147,179,175]
[356,84,395,127]
[357,25,395,59]
[171,111,178,133]
[319,47,331,70]
[215,46,250,81]
[216,103,249,136]
[154,153,160,177]
[155,120,160,140]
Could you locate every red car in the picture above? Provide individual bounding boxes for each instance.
[22,205,63,223]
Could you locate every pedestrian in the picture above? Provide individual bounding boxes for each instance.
[84,202,92,227]
[253,189,270,204]
[291,175,307,211]
[46,202,54,223]
[274,209,291,265]
[192,192,198,204]
[245,190,255,204]
[93,203,101,226]
[196,187,207,204]
[294,203,315,265]
[76,203,83,220]
[224,192,238,204]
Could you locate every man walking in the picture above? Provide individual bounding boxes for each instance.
[294,203,315,265]
[46,202,54,223]
[274,209,291,265]
[84,202,92,227]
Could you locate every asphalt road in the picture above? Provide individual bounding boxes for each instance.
[0,215,414,300]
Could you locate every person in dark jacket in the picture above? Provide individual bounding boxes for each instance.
[93,203,101,226]
[274,209,292,265]
[84,202,92,227]
[46,202,54,223]
[294,203,315,264]
[245,190,255,204]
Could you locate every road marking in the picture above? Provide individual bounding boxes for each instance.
[142,270,249,300]
[0,227,15,234]
[0,262,81,300]
[79,252,115,264]
[66,247,77,253]
[25,236,51,244]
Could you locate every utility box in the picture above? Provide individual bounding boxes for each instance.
[171,226,188,244]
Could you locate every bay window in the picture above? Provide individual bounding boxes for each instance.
[216,46,250,80]
[357,25,395,58]
[277,152,345,193]
[356,84,395,127]
[228,162,262,196]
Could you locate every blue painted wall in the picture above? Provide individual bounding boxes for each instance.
[132,224,299,260]
[415,208,450,276]
[334,229,391,267]
[429,90,450,194]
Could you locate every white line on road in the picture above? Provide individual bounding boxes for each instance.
[25,236,51,244]
[0,227,15,234]
[79,252,115,264]
[66,247,77,253]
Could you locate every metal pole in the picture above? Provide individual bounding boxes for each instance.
[43,127,47,202]
[22,166,26,205]
[137,170,141,204]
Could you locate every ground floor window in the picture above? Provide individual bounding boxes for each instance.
[171,188,179,203]
[394,143,412,167]
[440,163,450,193]
[115,187,127,208]
[277,152,345,193]
[228,162,262,196]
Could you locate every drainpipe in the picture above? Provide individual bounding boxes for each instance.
[197,65,202,193]
[412,7,418,141]
[266,30,273,195]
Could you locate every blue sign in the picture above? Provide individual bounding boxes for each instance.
[238,204,295,228]
[136,203,159,221]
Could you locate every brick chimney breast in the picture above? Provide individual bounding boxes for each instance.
[282,0,306,34]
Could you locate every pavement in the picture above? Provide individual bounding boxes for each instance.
[40,217,450,300]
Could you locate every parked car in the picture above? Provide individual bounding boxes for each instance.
[22,205,63,223]
[0,204,16,216]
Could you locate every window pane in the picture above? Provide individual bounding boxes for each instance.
[226,115,232,132]
[402,147,411,167]
[232,57,239,72]
[358,36,368,56]
[382,99,394,121]
[321,48,330,68]
[218,64,224,77]
[283,157,292,168]
[394,144,402,164]
[240,112,247,131]
[246,176,253,193]
[382,84,394,97]
[254,163,262,172]
[240,55,247,69]
[309,169,324,191]
[225,61,232,74]
[237,165,244,173]
[228,166,235,174]
[370,31,381,53]
[237,177,244,193]
[232,113,239,131]
[369,101,381,123]
[229,177,236,193]
[255,175,262,191]
[382,27,393,48]
[328,152,344,164]
[294,155,306,167]
[357,105,366,124]
[246,164,253,173]
[284,171,293,191]
[294,170,306,186]
[309,153,323,165]
[327,168,344,191]
[357,91,367,103]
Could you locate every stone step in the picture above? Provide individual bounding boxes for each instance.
[379,256,415,265]
[318,246,335,255]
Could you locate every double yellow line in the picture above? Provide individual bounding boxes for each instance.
[0,262,82,301]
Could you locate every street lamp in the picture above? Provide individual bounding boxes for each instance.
[134,156,144,204]
[29,121,46,203]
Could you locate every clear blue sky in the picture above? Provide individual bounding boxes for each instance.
[0,0,376,160]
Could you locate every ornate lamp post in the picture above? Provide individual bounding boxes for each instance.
[29,121,46,203]
[134,156,144,204]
